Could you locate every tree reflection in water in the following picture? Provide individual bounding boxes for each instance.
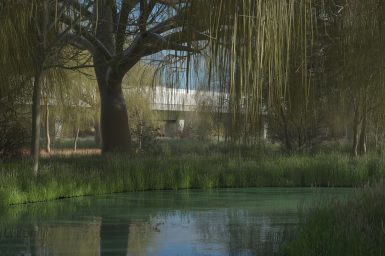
[0,188,350,255]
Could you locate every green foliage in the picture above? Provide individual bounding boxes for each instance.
[54,69,99,138]
[283,183,385,256]
[52,137,97,150]
[0,100,29,159]
[123,64,161,152]
[1,142,385,207]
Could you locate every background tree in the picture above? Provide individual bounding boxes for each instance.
[0,0,90,173]
[4,0,363,157]
[50,0,317,153]
[0,2,36,159]
[49,0,210,153]
[319,0,385,156]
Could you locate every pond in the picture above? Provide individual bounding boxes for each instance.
[0,188,352,256]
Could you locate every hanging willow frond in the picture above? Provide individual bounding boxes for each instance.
[1,0,316,138]
[188,0,316,137]
[0,1,38,85]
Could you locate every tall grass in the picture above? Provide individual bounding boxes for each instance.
[283,182,385,256]
[51,137,97,150]
[1,143,385,207]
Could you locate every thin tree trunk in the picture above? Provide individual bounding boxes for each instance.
[217,126,220,142]
[31,0,48,175]
[358,103,367,155]
[74,128,80,152]
[352,107,360,157]
[94,117,101,148]
[139,120,143,151]
[374,124,379,150]
[31,71,43,175]
[280,105,292,153]
[352,125,359,157]
[45,102,50,153]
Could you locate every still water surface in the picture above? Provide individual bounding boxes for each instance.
[0,188,352,256]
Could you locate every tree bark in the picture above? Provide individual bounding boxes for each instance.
[94,65,131,153]
[31,0,48,174]
[280,105,292,153]
[93,0,132,153]
[45,102,51,153]
[358,103,367,155]
[31,71,43,175]
[74,128,80,152]
[99,86,131,153]
[352,105,360,156]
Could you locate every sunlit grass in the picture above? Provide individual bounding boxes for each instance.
[1,142,385,207]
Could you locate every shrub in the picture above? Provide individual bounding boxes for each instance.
[0,100,29,159]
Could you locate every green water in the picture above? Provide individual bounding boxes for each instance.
[0,188,351,255]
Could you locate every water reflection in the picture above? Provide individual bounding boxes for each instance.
[36,220,101,255]
[0,188,351,255]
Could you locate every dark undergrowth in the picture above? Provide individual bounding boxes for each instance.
[283,182,385,256]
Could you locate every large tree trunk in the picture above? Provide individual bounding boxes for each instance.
[93,0,132,153]
[95,68,131,153]
[99,86,131,153]
[31,72,43,175]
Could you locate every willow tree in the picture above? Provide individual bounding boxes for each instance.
[194,0,315,143]
[0,2,42,163]
[343,0,385,156]
[318,0,385,156]
[51,0,315,152]
[0,0,89,173]
[44,0,211,152]
[2,0,316,154]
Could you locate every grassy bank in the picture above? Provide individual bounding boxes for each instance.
[283,183,385,256]
[1,143,385,206]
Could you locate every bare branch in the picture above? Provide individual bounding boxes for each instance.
[60,14,112,60]
[58,0,94,20]
[116,0,140,54]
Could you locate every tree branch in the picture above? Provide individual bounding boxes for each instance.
[116,0,140,54]
[58,0,94,20]
[63,34,95,53]
[60,14,112,60]
[139,0,156,32]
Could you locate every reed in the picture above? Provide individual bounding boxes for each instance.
[283,182,385,256]
[1,145,384,207]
